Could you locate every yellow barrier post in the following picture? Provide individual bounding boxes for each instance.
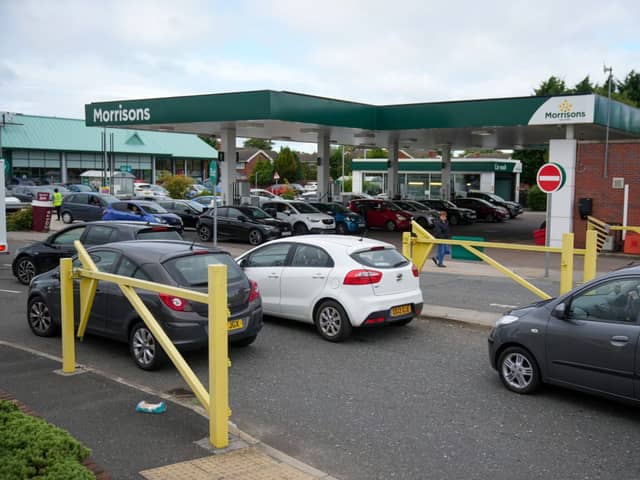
[583,230,598,283]
[60,258,75,373]
[208,264,229,449]
[560,233,574,294]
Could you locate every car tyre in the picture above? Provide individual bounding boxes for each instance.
[385,220,396,232]
[197,224,212,242]
[449,214,460,225]
[486,214,495,223]
[248,229,263,246]
[28,296,58,337]
[314,300,352,342]
[230,334,257,348]
[497,346,541,394]
[61,211,73,224]
[293,222,309,235]
[15,256,37,285]
[129,322,167,371]
[335,222,348,235]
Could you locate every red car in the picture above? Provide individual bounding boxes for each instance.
[348,199,413,231]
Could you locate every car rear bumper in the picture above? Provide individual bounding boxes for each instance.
[360,302,424,327]
[342,291,424,327]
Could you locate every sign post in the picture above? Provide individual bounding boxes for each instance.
[537,163,567,277]
[273,171,280,185]
[209,160,219,246]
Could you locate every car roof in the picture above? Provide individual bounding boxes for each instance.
[89,240,229,262]
[251,235,393,252]
[60,220,175,231]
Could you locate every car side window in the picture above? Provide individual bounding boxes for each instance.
[246,243,291,267]
[569,278,640,323]
[84,226,117,245]
[227,208,242,218]
[51,226,86,246]
[291,245,333,268]
[87,250,119,272]
[111,202,128,212]
[115,256,150,280]
[216,207,229,218]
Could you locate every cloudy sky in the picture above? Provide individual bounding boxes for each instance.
[2,0,639,122]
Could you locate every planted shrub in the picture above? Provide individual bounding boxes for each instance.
[527,185,547,211]
[7,206,33,231]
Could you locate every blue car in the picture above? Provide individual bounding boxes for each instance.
[102,200,183,232]
[309,202,365,234]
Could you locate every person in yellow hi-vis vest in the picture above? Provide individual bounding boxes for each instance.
[52,188,63,221]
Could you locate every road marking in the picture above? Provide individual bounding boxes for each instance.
[2,264,11,267]
[490,303,518,309]
[539,175,561,181]
[0,288,22,294]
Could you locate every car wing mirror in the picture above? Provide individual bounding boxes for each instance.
[237,215,248,222]
[551,302,567,319]
[237,258,246,268]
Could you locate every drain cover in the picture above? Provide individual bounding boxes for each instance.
[165,387,194,398]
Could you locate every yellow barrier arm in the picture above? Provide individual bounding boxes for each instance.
[60,258,76,373]
[409,221,435,270]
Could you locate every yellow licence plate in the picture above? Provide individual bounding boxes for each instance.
[391,304,412,317]
[228,319,244,331]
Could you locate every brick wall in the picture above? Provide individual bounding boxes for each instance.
[574,142,640,247]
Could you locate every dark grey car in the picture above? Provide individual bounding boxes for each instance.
[488,267,640,404]
[61,192,119,223]
[27,241,263,370]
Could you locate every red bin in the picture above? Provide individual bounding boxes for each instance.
[533,228,546,246]
[31,192,53,232]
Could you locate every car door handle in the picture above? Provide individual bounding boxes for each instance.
[267,274,279,279]
[610,335,629,345]
[312,274,326,279]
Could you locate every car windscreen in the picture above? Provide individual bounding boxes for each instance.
[383,202,402,211]
[140,203,168,214]
[290,202,320,214]
[135,228,183,240]
[243,207,270,219]
[163,253,245,286]
[185,201,205,213]
[351,247,409,268]
[330,203,350,214]
[101,195,119,203]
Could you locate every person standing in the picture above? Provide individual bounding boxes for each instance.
[432,210,451,268]
[52,188,63,221]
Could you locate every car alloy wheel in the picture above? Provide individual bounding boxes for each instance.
[314,300,352,342]
[248,229,263,245]
[293,222,308,235]
[61,212,73,224]
[197,224,212,242]
[129,322,166,370]
[16,257,37,285]
[486,214,495,223]
[28,297,58,337]
[498,347,540,394]
[385,220,396,232]
[336,222,347,235]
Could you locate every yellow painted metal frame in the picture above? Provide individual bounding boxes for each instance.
[61,240,230,448]
[403,221,599,299]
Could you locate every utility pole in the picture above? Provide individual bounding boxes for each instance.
[603,64,613,178]
[341,145,345,193]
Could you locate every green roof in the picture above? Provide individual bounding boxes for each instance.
[3,114,217,158]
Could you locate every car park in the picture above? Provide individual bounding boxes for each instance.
[102,200,183,232]
[60,192,119,223]
[466,190,523,218]
[11,185,70,201]
[191,195,223,208]
[156,199,205,229]
[347,199,412,231]
[27,240,263,370]
[261,200,335,235]
[196,205,290,245]
[453,197,509,222]
[236,236,423,341]
[309,202,365,234]
[62,183,97,193]
[392,200,437,230]
[488,267,640,404]
[11,222,182,284]
[418,199,476,225]
[338,192,373,206]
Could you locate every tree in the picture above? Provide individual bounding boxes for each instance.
[572,76,595,94]
[534,76,567,96]
[243,138,274,150]
[329,148,353,181]
[199,135,220,150]
[365,148,387,158]
[511,149,546,186]
[617,70,640,107]
[250,158,274,187]
[274,147,301,182]
[161,175,194,199]
[301,162,317,181]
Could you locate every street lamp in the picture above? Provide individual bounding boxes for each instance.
[603,64,613,178]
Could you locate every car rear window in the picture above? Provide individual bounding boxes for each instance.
[351,248,409,269]
[135,228,183,240]
[163,252,245,286]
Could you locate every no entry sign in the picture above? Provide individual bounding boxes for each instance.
[536,163,566,193]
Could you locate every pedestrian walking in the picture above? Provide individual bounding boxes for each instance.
[432,210,451,268]
[52,188,63,221]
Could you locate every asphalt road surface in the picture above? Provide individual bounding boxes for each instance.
[2,230,640,479]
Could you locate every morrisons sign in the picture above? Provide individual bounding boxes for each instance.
[92,105,151,124]
[528,95,594,125]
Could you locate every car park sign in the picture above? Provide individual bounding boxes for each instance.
[536,163,566,193]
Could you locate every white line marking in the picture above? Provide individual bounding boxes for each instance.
[539,175,560,181]
[0,288,22,294]
[490,303,519,309]
[2,264,11,267]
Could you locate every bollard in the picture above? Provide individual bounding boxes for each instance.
[583,230,598,283]
[560,233,574,295]
[60,258,75,373]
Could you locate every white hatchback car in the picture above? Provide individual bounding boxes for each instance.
[236,236,423,341]
[261,200,335,235]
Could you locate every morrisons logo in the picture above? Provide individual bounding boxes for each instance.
[93,105,150,123]
[544,99,586,120]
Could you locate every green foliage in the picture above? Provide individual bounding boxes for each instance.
[573,76,595,94]
[617,70,640,107]
[301,162,317,181]
[342,178,352,192]
[243,138,274,150]
[363,181,382,195]
[0,400,93,480]
[511,149,547,185]
[7,206,33,231]
[160,175,194,199]
[527,185,547,211]
[198,135,220,150]
[250,159,275,186]
[274,147,301,183]
[364,148,387,158]
[279,185,297,200]
[329,148,352,181]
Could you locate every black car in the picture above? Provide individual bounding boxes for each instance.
[27,240,263,370]
[466,190,523,218]
[12,222,182,285]
[11,185,70,201]
[489,266,640,404]
[196,205,291,245]
[453,197,509,222]
[156,199,205,229]
[60,192,119,224]
[419,199,476,225]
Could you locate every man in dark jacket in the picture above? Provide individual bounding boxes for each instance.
[432,210,451,268]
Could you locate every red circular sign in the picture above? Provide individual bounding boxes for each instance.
[536,163,564,193]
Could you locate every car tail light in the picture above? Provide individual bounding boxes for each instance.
[343,269,382,285]
[159,293,189,311]
[365,317,385,325]
[248,280,260,303]
[411,264,419,277]
[415,304,423,315]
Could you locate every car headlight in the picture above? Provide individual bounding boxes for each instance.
[154,216,166,223]
[396,215,407,221]
[495,314,519,327]
[309,218,320,223]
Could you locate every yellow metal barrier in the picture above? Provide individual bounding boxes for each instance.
[403,222,599,299]
[61,240,230,449]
